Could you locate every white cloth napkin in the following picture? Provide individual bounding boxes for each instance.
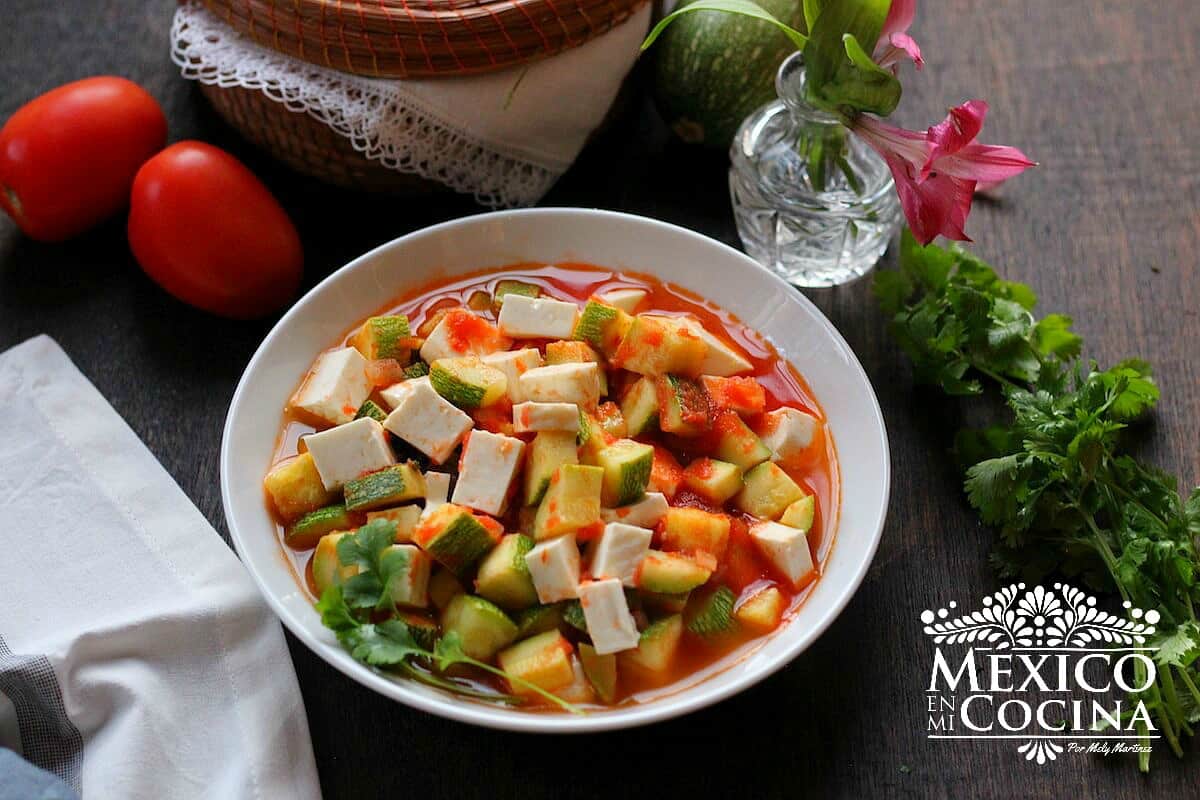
[170,1,651,207]
[0,336,320,800]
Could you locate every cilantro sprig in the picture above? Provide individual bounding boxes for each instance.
[877,230,1200,770]
[315,520,582,714]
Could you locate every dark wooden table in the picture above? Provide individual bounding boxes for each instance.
[2,1,1196,797]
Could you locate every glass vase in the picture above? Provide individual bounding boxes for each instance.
[729,52,901,288]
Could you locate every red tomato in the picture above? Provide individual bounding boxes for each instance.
[128,141,303,319]
[0,77,166,241]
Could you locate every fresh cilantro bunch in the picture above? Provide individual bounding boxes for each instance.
[876,231,1200,769]
[314,519,582,713]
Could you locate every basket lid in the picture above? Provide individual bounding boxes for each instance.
[201,0,650,78]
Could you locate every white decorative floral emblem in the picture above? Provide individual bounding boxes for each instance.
[919,582,1158,649]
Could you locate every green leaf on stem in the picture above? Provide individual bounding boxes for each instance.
[802,0,899,116]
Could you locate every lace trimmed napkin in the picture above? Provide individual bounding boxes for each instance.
[0,336,320,800]
[170,1,651,207]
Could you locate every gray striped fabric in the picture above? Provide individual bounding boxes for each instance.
[0,634,82,793]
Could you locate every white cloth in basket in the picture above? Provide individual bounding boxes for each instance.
[170,1,651,207]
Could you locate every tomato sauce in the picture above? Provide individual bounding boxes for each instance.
[269,263,840,710]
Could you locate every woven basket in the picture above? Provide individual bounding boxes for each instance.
[201,0,649,78]
[199,82,443,193]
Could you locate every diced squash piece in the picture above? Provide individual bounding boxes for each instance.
[576,410,616,464]
[440,594,518,661]
[382,544,432,608]
[656,375,711,435]
[496,631,576,695]
[514,604,564,639]
[681,457,744,504]
[642,591,691,615]
[619,615,683,675]
[681,319,753,376]
[578,642,618,703]
[620,376,659,437]
[661,507,731,559]
[352,315,412,361]
[712,411,772,471]
[354,399,389,423]
[562,599,589,632]
[491,279,540,311]
[311,532,358,596]
[265,452,335,521]
[398,611,439,649]
[572,300,633,356]
[475,534,538,610]
[533,464,603,540]
[429,356,508,409]
[413,503,502,575]
[365,504,422,542]
[523,431,579,507]
[647,445,685,499]
[344,462,426,511]
[594,401,627,439]
[635,550,716,594]
[285,504,354,550]
[685,586,739,637]
[779,494,816,534]
[700,376,766,416]
[594,439,654,507]
[735,585,787,631]
[428,568,464,610]
[734,462,805,519]
[404,361,429,379]
[612,316,707,377]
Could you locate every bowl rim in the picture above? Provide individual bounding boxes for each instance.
[221,207,890,733]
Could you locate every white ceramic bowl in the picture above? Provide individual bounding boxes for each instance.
[221,208,889,732]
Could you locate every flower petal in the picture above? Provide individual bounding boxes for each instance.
[876,32,924,70]
[879,0,916,42]
[937,143,1038,190]
[923,100,990,176]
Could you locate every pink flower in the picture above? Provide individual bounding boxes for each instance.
[850,100,1036,244]
[875,0,923,71]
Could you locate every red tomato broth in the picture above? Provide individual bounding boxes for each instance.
[267,263,840,709]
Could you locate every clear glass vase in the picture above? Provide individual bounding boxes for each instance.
[729,52,901,288]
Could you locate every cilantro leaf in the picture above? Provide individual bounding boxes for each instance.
[1153,621,1200,668]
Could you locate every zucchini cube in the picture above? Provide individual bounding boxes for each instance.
[352,315,412,361]
[734,462,805,519]
[594,439,654,507]
[496,631,576,695]
[382,544,432,608]
[685,586,739,637]
[365,504,422,543]
[532,464,603,540]
[620,376,659,436]
[661,507,731,560]
[285,504,355,550]
[474,534,538,610]
[712,411,772,471]
[311,532,358,597]
[264,452,334,521]
[634,550,716,594]
[523,431,579,507]
[612,315,707,377]
[429,356,508,409]
[344,462,426,511]
[619,614,683,675]
[578,642,618,703]
[572,300,633,356]
[734,585,787,631]
[413,503,502,576]
[779,494,816,534]
[440,595,518,661]
[655,375,711,436]
[681,457,744,504]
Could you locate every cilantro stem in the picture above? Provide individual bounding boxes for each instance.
[972,364,1025,393]
[458,656,583,714]
[1176,664,1200,708]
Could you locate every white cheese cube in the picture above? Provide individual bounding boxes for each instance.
[383,544,432,608]
[681,319,753,376]
[525,534,581,603]
[481,348,543,403]
[749,520,815,588]
[600,492,669,527]
[578,578,641,655]
[450,430,525,516]
[291,347,372,425]
[760,407,821,463]
[587,523,652,586]
[497,294,579,339]
[423,472,451,508]
[518,363,602,408]
[419,310,506,363]
[597,288,646,314]
[512,402,580,433]
[382,376,473,464]
[305,417,396,490]
[379,380,414,409]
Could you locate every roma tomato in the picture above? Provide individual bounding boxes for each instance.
[0,76,166,241]
[128,142,303,319]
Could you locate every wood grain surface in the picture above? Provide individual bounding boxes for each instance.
[1,1,1196,797]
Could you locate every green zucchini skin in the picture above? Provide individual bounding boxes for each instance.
[652,0,804,149]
